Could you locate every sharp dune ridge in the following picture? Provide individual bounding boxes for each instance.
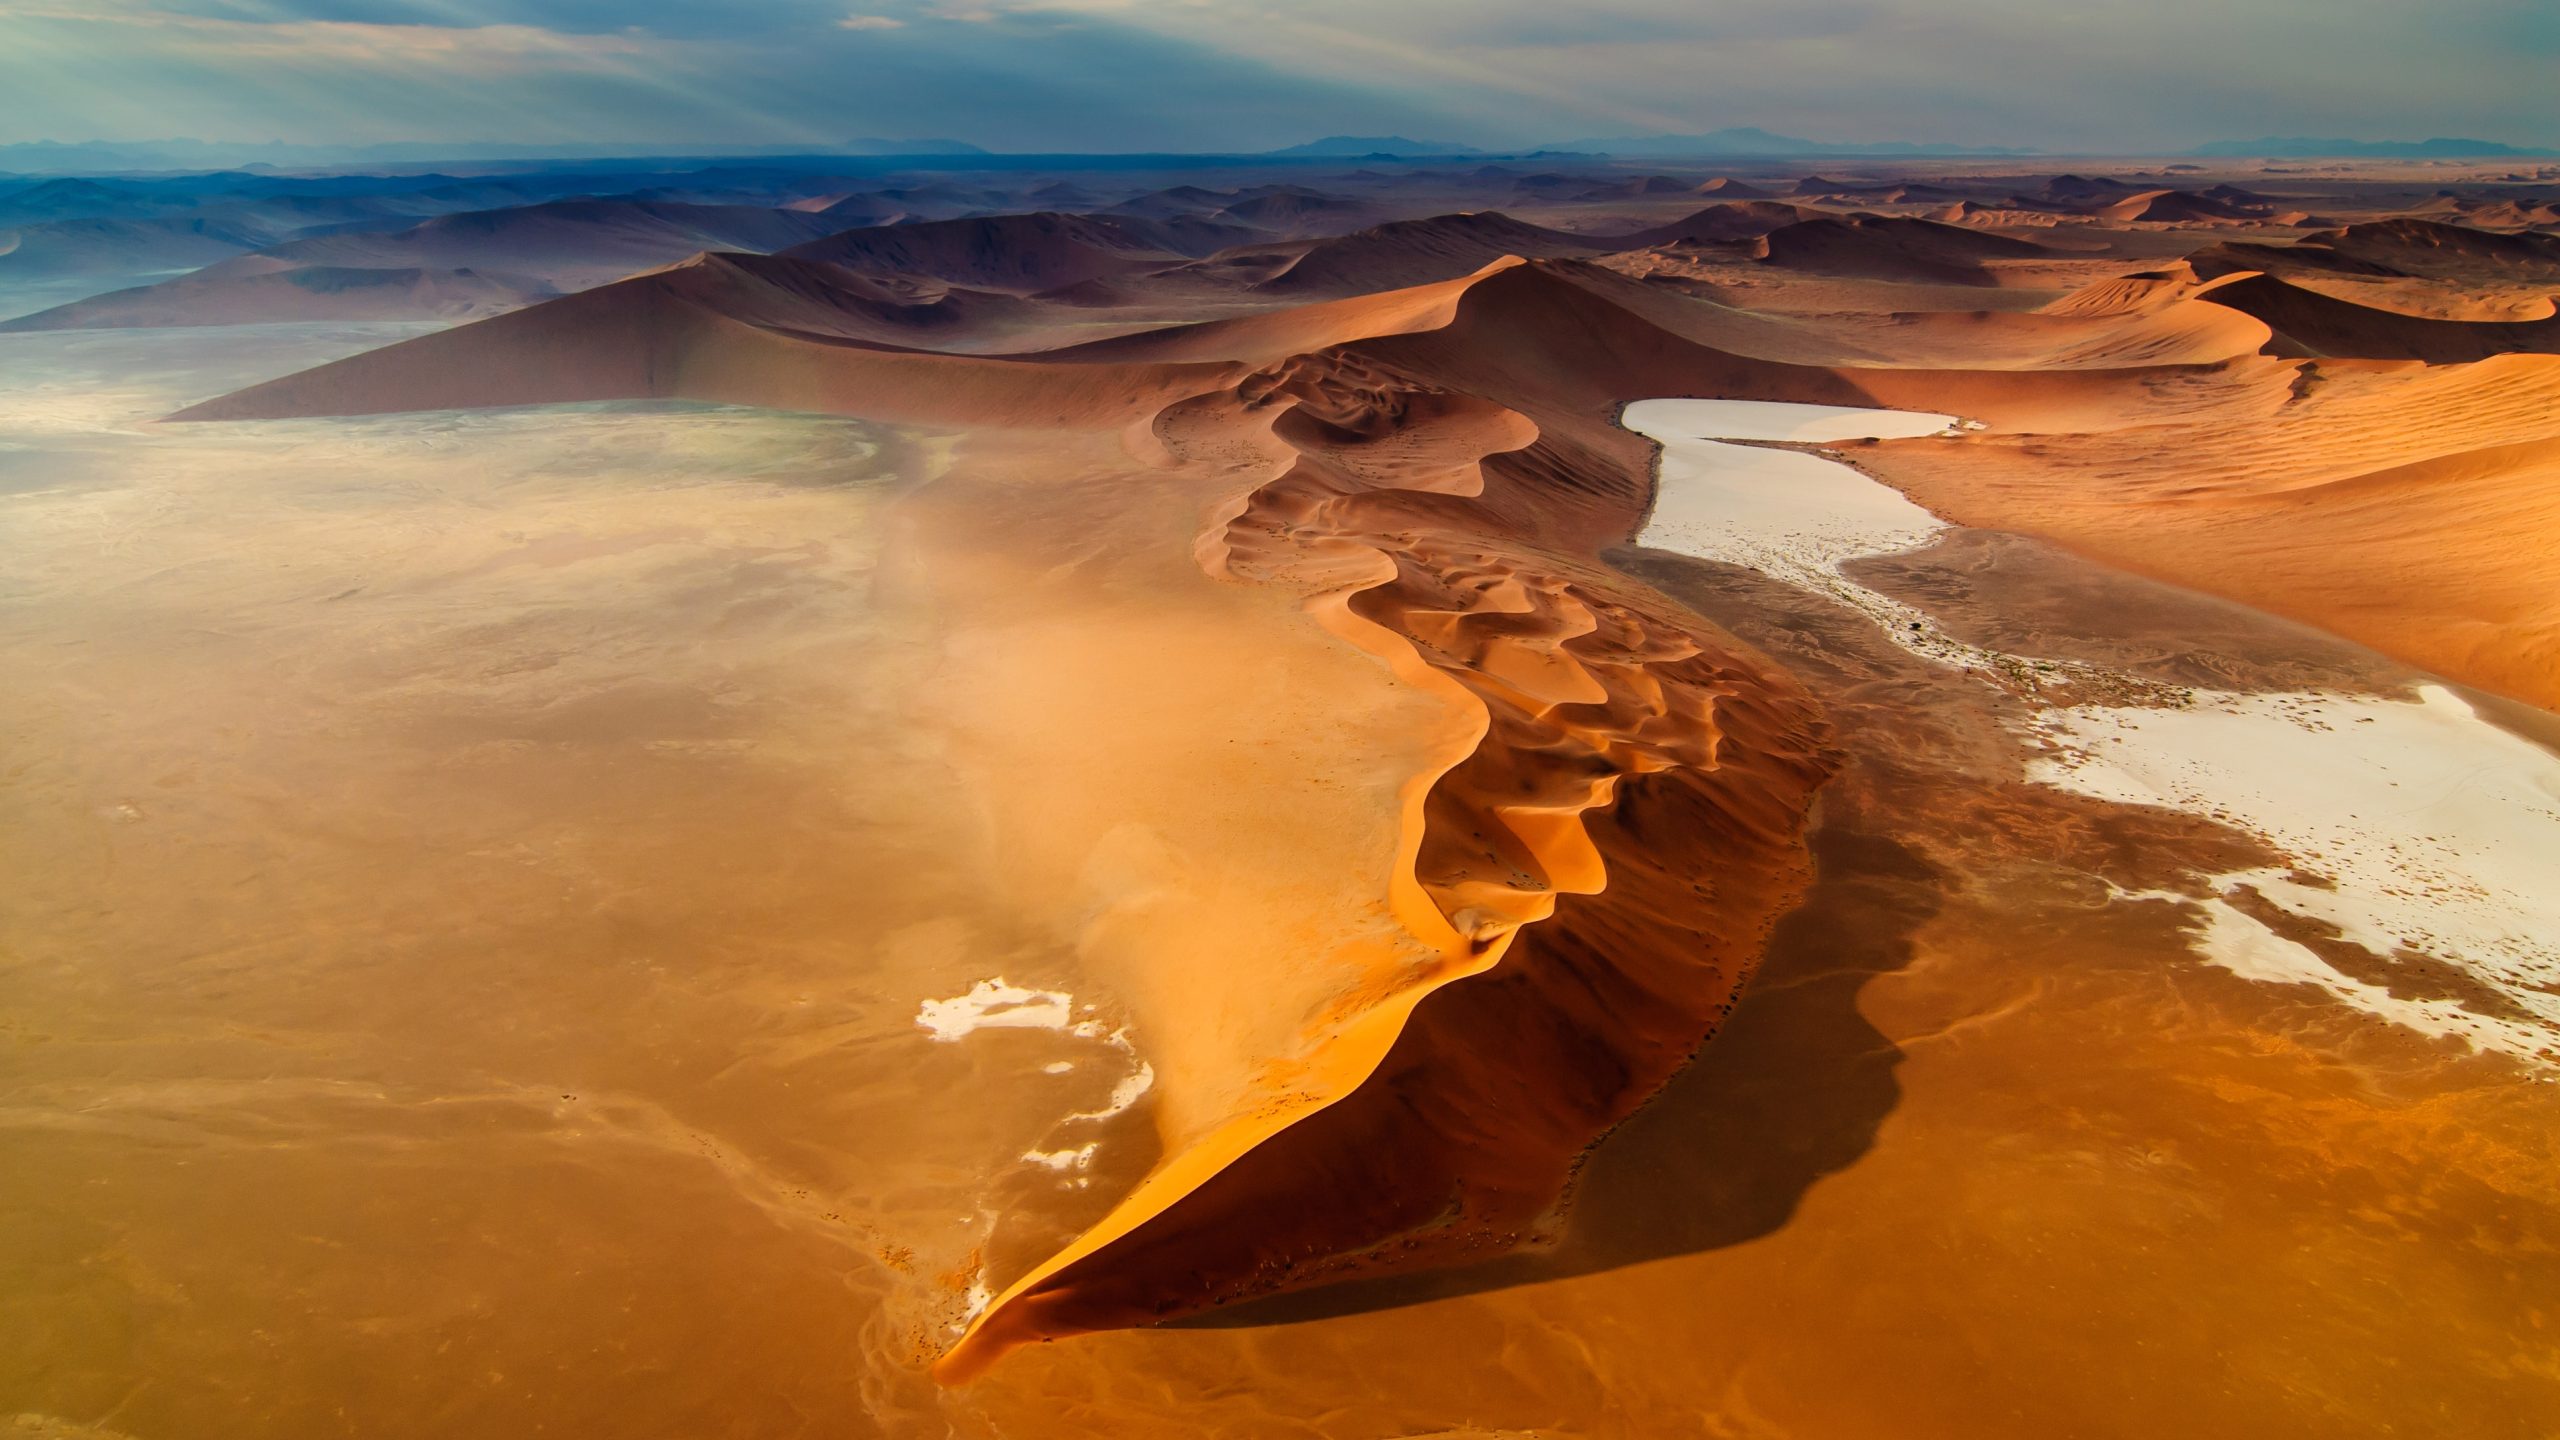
[2191,269,2560,362]
[938,263,1844,1376]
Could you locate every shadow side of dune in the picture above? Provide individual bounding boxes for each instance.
[1172,815,1937,1328]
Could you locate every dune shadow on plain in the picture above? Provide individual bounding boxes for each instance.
[1178,807,1939,1328]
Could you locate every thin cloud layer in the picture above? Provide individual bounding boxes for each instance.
[0,0,2551,152]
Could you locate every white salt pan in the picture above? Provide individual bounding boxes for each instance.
[1625,396,2560,1067]
[913,978,1074,1042]
[914,978,1160,1165]
[2038,686,2560,1063]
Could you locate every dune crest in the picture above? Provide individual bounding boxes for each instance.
[936,263,1835,1378]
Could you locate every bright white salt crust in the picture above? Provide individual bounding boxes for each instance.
[2034,686,2560,1060]
[913,978,1075,1041]
[914,976,1158,1215]
[1629,398,1957,577]
[1627,398,2560,1067]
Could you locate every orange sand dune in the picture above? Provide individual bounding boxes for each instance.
[1750,214,2055,285]
[2092,188,2261,224]
[1860,299,2271,370]
[2189,239,2409,281]
[2039,263,2215,314]
[2192,270,2560,362]
[1543,259,2290,419]
[1613,201,1829,247]
[1592,260,2269,371]
[2039,173,2142,204]
[2298,217,2560,280]
[616,250,1051,348]
[1030,266,1485,365]
[1931,200,2073,228]
[937,261,1836,1377]
[1861,351,2560,707]
[1237,213,1607,296]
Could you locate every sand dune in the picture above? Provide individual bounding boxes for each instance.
[621,251,1050,347]
[1211,190,1380,233]
[2040,174,2142,203]
[1586,255,2268,370]
[1576,174,1699,200]
[937,261,1837,1377]
[2193,270,2560,361]
[0,176,187,225]
[1614,201,1829,247]
[2092,189,2262,224]
[1033,267,1487,365]
[2301,217,2560,278]
[1861,350,2560,707]
[779,211,1247,293]
[2201,183,2277,208]
[1102,183,1241,219]
[167,253,1237,427]
[1931,200,2072,228]
[1237,213,1607,296]
[239,198,842,290]
[2188,238,2412,280]
[0,215,270,277]
[1750,214,2055,284]
[0,255,552,331]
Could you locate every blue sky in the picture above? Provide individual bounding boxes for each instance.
[1,0,2554,153]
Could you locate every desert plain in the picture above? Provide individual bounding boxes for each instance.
[3,149,2558,1438]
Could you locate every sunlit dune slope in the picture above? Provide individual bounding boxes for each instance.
[2193,270,2560,361]
[1228,213,1607,296]
[1862,350,2560,708]
[1608,201,1826,247]
[1750,214,2054,285]
[937,261,1843,1378]
[2300,218,2560,281]
[2092,188,2261,224]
